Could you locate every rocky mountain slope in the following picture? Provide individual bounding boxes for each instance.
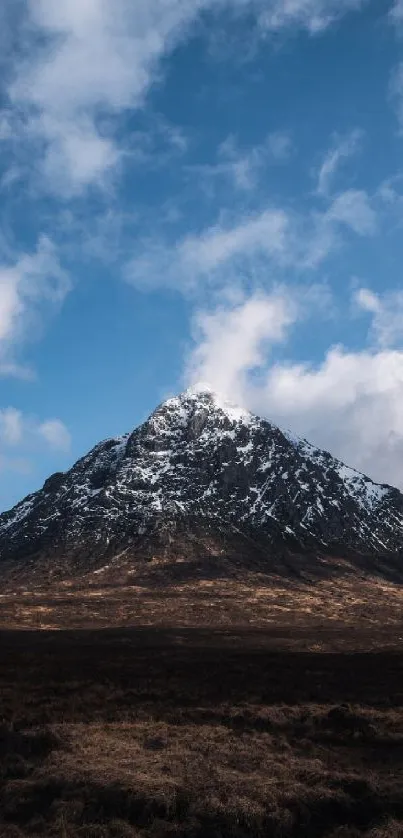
[1,385,403,582]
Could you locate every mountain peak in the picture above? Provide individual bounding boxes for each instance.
[161,382,254,425]
[183,381,216,397]
[1,386,403,583]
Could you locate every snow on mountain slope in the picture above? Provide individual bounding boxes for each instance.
[0,385,403,573]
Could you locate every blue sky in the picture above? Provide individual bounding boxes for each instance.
[1,0,403,511]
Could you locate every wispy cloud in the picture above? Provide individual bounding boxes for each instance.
[0,408,23,446]
[0,236,70,377]
[124,208,290,292]
[377,173,403,207]
[391,62,403,132]
[316,130,362,196]
[3,0,200,195]
[390,0,403,26]
[258,0,369,33]
[37,419,72,451]
[297,190,376,271]
[0,407,71,459]
[0,407,71,491]
[125,187,377,292]
[325,189,377,235]
[187,132,293,194]
[354,286,403,348]
[179,210,290,274]
[1,0,370,196]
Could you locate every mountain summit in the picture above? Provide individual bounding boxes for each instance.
[1,386,403,582]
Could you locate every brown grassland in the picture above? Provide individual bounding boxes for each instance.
[1,576,403,837]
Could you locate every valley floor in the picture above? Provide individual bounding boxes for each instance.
[1,580,403,836]
[1,575,403,641]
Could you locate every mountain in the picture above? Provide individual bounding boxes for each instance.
[1,385,403,584]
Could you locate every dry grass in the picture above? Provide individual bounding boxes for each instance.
[3,706,403,837]
[1,572,403,835]
[1,620,403,836]
[1,577,403,642]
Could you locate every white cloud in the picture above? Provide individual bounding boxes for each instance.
[39,117,119,195]
[2,0,370,195]
[355,286,403,348]
[293,191,375,271]
[180,210,289,273]
[390,0,403,25]
[325,189,377,235]
[0,236,70,376]
[391,63,403,132]
[124,208,290,291]
[267,131,294,160]
[257,348,403,487]
[0,408,23,445]
[188,132,293,193]
[258,0,368,33]
[186,292,403,487]
[6,0,199,193]
[317,129,362,196]
[0,272,23,344]
[377,174,403,206]
[125,188,377,292]
[0,408,71,480]
[186,290,298,399]
[37,419,71,451]
[354,287,381,314]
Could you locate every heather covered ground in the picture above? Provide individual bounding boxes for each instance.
[1,586,403,837]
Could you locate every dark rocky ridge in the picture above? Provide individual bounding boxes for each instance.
[1,385,403,583]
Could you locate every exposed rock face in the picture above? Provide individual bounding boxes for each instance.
[0,385,403,581]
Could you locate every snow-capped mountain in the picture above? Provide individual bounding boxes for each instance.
[1,385,403,581]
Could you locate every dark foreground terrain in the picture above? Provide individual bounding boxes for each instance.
[1,618,403,838]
